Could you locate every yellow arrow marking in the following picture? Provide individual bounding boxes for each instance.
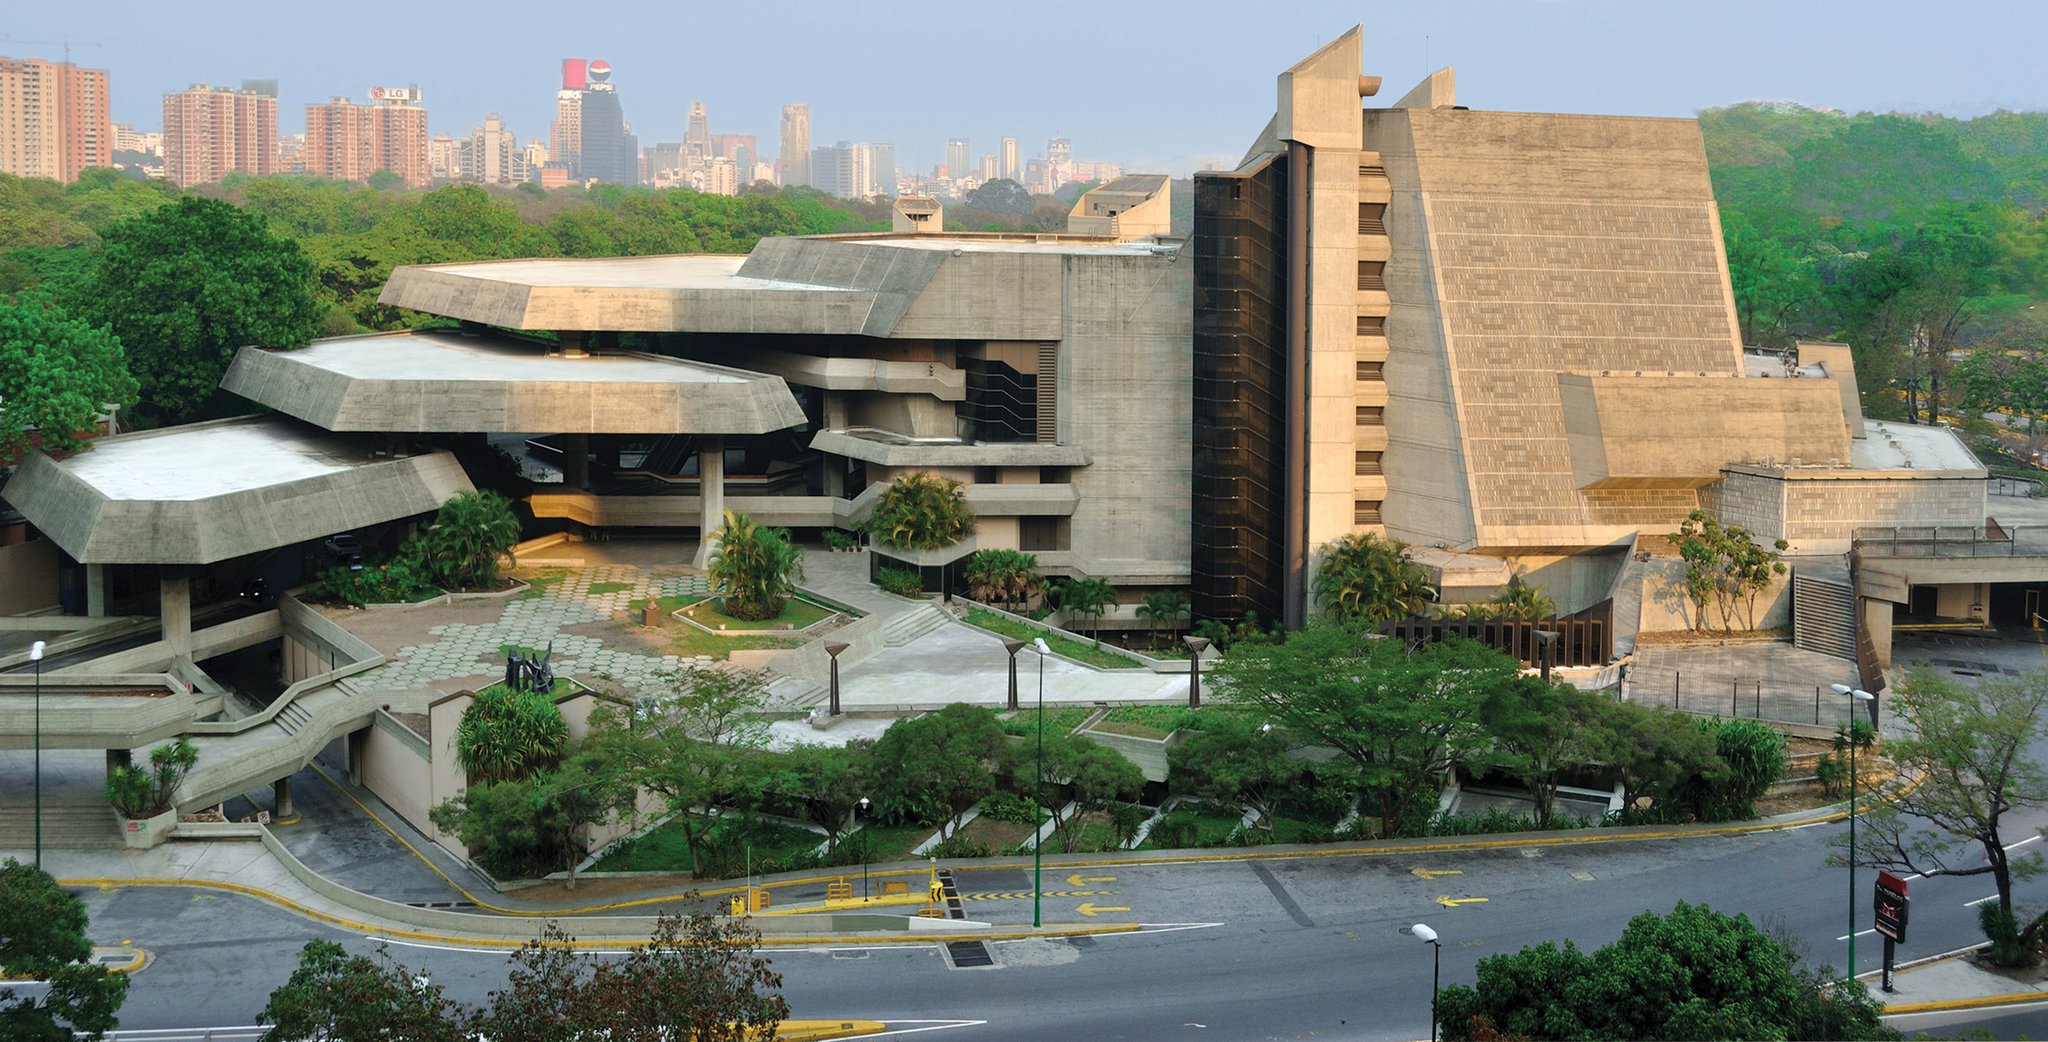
[1067,873,1117,887]
[1412,868,1463,880]
[1436,895,1490,908]
[1076,902,1131,917]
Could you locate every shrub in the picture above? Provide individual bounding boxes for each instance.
[1694,717,1788,821]
[866,472,974,551]
[1982,904,2038,968]
[707,510,804,621]
[422,489,521,591]
[455,685,569,786]
[1816,752,1846,799]
[822,528,859,551]
[930,834,991,860]
[106,739,198,818]
[875,566,923,597]
[978,790,1044,825]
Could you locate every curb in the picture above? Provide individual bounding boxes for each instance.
[1885,992,2048,1015]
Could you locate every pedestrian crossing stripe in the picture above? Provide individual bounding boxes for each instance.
[958,889,1119,901]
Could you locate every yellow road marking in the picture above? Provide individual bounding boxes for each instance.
[1435,895,1489,908]
[1076,902,1130,917]
[1411,868,1462,880]
[1066,873,1116,886]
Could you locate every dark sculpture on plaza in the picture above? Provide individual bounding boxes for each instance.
[503,642,555,693]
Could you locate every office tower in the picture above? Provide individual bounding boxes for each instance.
[945,138,969,180]
[304,88,429,187]
[809,141,856,197]
[162,83,276,187]
[869,142,897,198]
[710,133,755,174]
[644,142,683,186]
[576,61,632,184]
[1000,136,1019,181]
[686,100,709,162]
[0,56,112,183]
[1046,137,1072,191]
[979,154,996,180]
[779,103,809,188]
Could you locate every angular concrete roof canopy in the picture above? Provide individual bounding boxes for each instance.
[221,330,805,435]
[2,416,474,565]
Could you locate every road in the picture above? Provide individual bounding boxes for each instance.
[69,628,2048,1039]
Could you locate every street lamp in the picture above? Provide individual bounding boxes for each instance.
[1831,683,1878,976]
[856,796,871,900]
[1030,635,1050,928]
[825,641,850,716]
[1408,922,1443,1042]
[30,640,44,871]
[1002,638,1027,711]
[1183,635,1211,707]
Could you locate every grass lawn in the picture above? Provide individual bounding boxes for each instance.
[1042,812,1128,854]
[961,608,1137,670]
[955,814,1039,853]
[1001,705,1094,738]
[1140,805,1249,850]
[1089,705,1207,740]
[680,596,835,631]
[847,821,936,862]
[592,815,821,873]
[586,581,634,595]
[515,570,571,599]
[664,627,804,660]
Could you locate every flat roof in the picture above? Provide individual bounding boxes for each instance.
[837,236,1174,256]
[2,416,473,564]
[391,254,818,291]
[222,330,806,435]
[1851,421,1986,473]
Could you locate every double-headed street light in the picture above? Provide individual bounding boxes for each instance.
[1831,682,1878,975]
[30,640,45,871]
[1408,922,1444,1042]
[1030,636,1050,929]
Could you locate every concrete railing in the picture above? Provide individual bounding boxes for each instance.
[186,597,385,737]
[958,599,1189,673]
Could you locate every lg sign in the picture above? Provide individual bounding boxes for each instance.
[368,86,415,102]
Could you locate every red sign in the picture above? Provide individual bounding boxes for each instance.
[1874,870,1909,943]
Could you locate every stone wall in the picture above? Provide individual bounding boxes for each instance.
[1705,469,1988,554]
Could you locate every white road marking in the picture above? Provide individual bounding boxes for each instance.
[858,1022,987,1036]
[1966,894,2001,907]
[1833,927,1878,941]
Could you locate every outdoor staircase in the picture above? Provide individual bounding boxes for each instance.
[882,603,951,647]
[766,676,829,712]
[272,699,318,737]
[1792,573,1858,661]
[0,798,122,849]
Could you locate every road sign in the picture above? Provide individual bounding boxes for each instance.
[1874,871,1909,943]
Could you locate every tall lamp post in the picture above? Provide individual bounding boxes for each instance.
[856,796,871,900]
[1408,922,1443,1042]
[1002,638,1027,711]
[30,640,45,871]
[1183,635,1210,707]
[1030,635,1050,928]
[825,641,849,716]
[1831,683,1878,976]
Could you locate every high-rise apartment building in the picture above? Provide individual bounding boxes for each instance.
[0,56,112,183]
[303,88,429,187]
[706,156,740,196]
[778,103,809,188]
[979,154,996,180]
[162,84,276,188]
[1000,136,1019,182]
[428,134,458,181]
[686,100,709,162]
[710,133,756,174]
[459,113,522,184]
[552,58,586,175]
[870,142,897,198]
[945,138,969,180]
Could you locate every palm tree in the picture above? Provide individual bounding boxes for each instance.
[455,684,569,786]
[1057,577,1118,648]
[963,549,1039,610]
[1313,532,1435,626]
[866,472,975,551]
[707,510,805,621]
[1136,590,1191,649]
[424,489,522,591]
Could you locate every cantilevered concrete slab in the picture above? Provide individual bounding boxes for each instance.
[221,330,805,434]
[1,416,473,565]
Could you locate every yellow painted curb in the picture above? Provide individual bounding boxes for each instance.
[1886,991,2048,1015]
[776,1020,887,1040]
[100,947,146,974]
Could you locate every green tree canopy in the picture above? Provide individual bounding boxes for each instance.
[455,685,569,787]
[707,510,805,621]
[866,471,974,551]
[0,294,137,458]
[0,857,129,1040]
[871,702,1007,838]
[423,489,522,591]
[83,196,321,426]
[1313,532,1435,626]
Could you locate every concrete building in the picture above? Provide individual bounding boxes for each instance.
[779,103,809,188]
[0,56,111,183]
[870,142,897,198]
[945,138,968,179]
[162,84,275,188]
[575,62,633,185]
[686,99,709,162]
[304,89,429,187]
[458,113,524,185]
[1000,136,1019,182]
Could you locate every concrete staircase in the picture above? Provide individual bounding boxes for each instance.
[881,603,950,647]
[1606,545,1651,658]
[765,676,829,712]
[1792,573,1858,661]
[0,798,122,849]
[273,699,318,737]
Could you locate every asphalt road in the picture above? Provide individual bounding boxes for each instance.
[69,628,2048,1039]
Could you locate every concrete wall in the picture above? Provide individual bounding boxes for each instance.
[362,710,435,837]
[1636,553,1792,633]
[0,538,59,615]
[1706,469,1988,554]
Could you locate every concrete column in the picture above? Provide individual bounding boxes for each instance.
[273,777,295,820]
[823,455,845,498]
[86,564,109,617]
[159,576,192,664]
[1860,596,1894,671]
[693,435,727,569]
[562,434,590,490]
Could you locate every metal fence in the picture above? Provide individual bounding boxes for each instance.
[1852,525,2048,558]
[1988,475,2044,499]
[1626,667,1874,728]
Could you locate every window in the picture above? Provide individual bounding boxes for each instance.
[1356,406,1384,425]
[1358,202,1386,235]
[1355,451,1383,475]
[1356,315,1385,336]
[1357,260,1386,291]
[1357,360,1384,380]
[1355,500,1384,525]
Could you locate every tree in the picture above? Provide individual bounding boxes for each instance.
[964,178,1035,214]
[1843,668,2048,924]
[1481,679,1613,826]
[1136,590,1191,648]
[707,510,804,621]
[0,294,137,459]
[0,858,128,1041]
[1435,901,1894,1042]
[1167,711,1299,833]
[1013,732,1143,852]
[82,196,321,426]
[104,737,197,819]
[1671,509,1787,631]
[762,742,872,857]
[1313,532,1435,626]
[1593,700,1726,821]
[422,490,521,591]
[1216,630,1514,837]
[865,472,974,551]
[870,702,1007,839]
[962,548,1039,611]
[432,748,633,887]
[583,667,775,876]
[259,939,473,1042]
[454,685,569,786]
[1053,576,1117,647]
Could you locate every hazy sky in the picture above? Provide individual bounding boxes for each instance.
[11,1,2048,176]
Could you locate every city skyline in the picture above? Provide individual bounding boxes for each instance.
[9,0,2048,177]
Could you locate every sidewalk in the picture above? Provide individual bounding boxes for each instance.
[1881,949,2048,1015]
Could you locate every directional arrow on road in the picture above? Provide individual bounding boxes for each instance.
[1411,868,1463,880]
[1435,895,1489,908]
[1076,902,1131,917]
[1068,873,1117,887]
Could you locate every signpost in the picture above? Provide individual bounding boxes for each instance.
[1874,870,1909,993]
